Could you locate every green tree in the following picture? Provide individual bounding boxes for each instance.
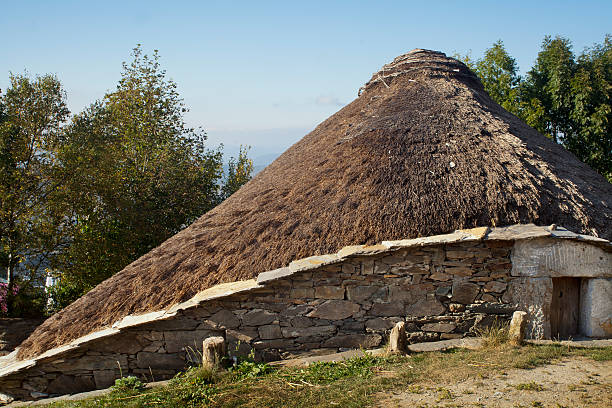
[521,36,576,143]
[49,46,247,304]
[0,74,69,314]
[567,35,612,180]
[221,146,254,201]
[472,40,522,116]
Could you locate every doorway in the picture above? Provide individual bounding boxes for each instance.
[550,277,581,339]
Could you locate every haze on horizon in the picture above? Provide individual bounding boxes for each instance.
[2,0,611,165]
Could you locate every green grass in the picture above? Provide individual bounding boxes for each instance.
[514,381,545,391]
[44,345,612,408]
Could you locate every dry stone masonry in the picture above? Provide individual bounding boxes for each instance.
[0,225,610,402]
[0,319,44,357]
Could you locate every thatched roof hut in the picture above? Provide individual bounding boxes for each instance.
[18,49,612,359]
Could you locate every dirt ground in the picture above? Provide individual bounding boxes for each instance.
[377,356,612,408]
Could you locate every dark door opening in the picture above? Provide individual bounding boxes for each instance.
[550,277,581,339]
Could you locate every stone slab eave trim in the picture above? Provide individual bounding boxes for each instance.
[1,223,609,381]
[382,226,490,249]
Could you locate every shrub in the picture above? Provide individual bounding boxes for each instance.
[111,376,144,393]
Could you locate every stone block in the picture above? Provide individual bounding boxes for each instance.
[580,278,612,337]
[430,272,451,281]
[281,304,312,317]
[421,322,456,333]
[342,263,356,274]
[165,329,221,353]
[307,300,360,320]
[509,311,528,346]
[481,294,497,302]
[292,279,314,288]
[93,370,116,389]
[346,285,378,301]
[435,286,451,297]
[407,331,439,343]
[289,255,339,273]
[290,316,314,328]
[137,352,185,370]
[446,267,473,277]
[141,340,164,352]
[291,287,314,298]
[257,267,293,284]
[503,277,552,339]
[227,339,253,359]
[226,327,258,342]
[452,282,480,304]
[48,354,127,372]
[22,377,47,393]
[362,259,374,274]
[391,265,429,274]
[467,302,514,315]
[341,320,365,331]
[258,324,282,339]
[470,276,492,282]
[253,339,295,350]
[321,333,382,348]
[445,250,473,259]
[448,303,465,313]
[389,322,406,353]
[440,333,463,340]
[405,297,445,317]
[484,281,507,293]
[281,325,336,339]
[372,286,390,301]
[370,302,405,317]
[315,286,345,299]
[511,239,611,278]
[389,286,412,302]
[89,332,146,355]
[365,318,397,331]
[374,261,390,274]
[382,254,405,265]
[242,309,278,326]
[47,375,95,395]
[208,310,240,329]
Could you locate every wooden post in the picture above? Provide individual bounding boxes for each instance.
[202,336,226,368]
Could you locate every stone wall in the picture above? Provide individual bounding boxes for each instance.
[3,239,517,400]
[1,225,610,402]
[205,240,515,362]
[0,319,44,356]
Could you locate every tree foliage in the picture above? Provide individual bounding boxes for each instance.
[221,146,254,201]
[0,74,69,314]
[471,40,522,116]
[49,46,246,303]
[0,47,254,314]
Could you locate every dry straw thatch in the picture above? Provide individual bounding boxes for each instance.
[18,49,612,359]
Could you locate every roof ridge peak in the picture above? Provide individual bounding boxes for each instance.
[359,49,476,95]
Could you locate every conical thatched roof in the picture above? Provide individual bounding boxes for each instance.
[18,49,612,359]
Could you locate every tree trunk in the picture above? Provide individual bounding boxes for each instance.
[5,252,14,316]
[6,252,12,284]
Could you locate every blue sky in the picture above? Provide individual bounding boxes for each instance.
[2,1,611,161]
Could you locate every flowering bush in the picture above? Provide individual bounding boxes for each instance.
[0,283,19,315]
